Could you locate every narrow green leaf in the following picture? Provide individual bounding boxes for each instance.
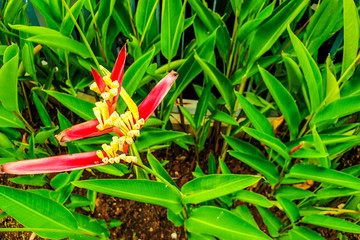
[236,92,273,136]
[288,25,322,112]
[232,205,259,229]
[135,129,187,151]
[32,92,52,127]
[9,175,47,187]
[243,127,290,163]
[194,53,235,111]
[0,44,19,112]
[60,0,85,37]
[325,55,340,104]
[229,151,279,185]
[45,90,95,121]
[342,0,359,80]
[210,110,238,126]
[289,164,360,190]
[182,174,260,204]
[147,151,178,187]
[315,188,360,200]
[302,215,360,233]
[185,206,271,240]
[233,190,273,208]
[179,106,196,129]
[259,67,301,139]
[223,136,264,159]
[256,206,282,237]
[289,226,326,240]
[277,196,300,223]
[72,179,183,214]
[275,186,314,201]
[161,0,184,60]
[0,185,77,239]
[194,84,211,131]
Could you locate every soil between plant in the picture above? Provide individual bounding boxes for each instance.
[1,144,360,239]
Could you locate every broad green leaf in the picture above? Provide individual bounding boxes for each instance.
[0,104,25,129]
[112,1,134,38]
[3,0,22,25]
[185,206,271,240]
[35,127,59,144]
[277,197,300,223]
[194,53,235,111]
[288,25,322,112]
[291,148,328,159]
[161,0,184,60]
[72,179,183,214]
[289,164,360,190]
[236,93,273,136]
[233,190,273,208]
[289,226,326,240]
[243,127,290,163]
[0,132,14,149]
[210,110,238,126]
[45,90,95,120]
[187,232,217,240]
[256,206,282,237]
[182,174,260,204]
[187,0,231,62]
[0,185,77,239]
[136,129,188,151]
[147,151,178,187]
[72,213,110,238]
[247,0,308,67]
[134,0,158,46]
[341,0,359,80]
[229,151,280,185]
[275,186,314,200]
[311,95,360,126]
[28,0,59,30]
[302,215,360,233]
[259,67,301,139]
[0,45,19,112]
[26,35,91,58]
[9,175,47,187]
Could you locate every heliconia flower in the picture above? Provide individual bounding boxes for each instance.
[0,143,136,175]
[0,45,178,175]
[56,71,179,144]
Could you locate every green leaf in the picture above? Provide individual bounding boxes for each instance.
[182,174,260,204]
[161,0,184,60]
[288,25,322,113]
[233,190,273,208]
[283,54,304,95]
[3,0,22,25]
[236,92,273,136]
[0,104,25,129]
[147,151,178,187]
[194,53,235,111]
[259,66,301,139]
[72,179,183,214]
[288,164,360,190]
[179,106,196,129]
[232,206,259,229]
[45,90,95,120]
[243,127,290,163]
[277,196,300,223]
[341,0,359,80]
[32,92,52,127]
[210,110,238,126]
[0,185,77,239]
[0,44,19,112]
[289,226,326,240]
[136,129,188,151]
[325,55,340,104]
[275,186,314,201]
[247,0,308,67]
[302,215,360,233]
[9,175,48,187]
[315,188,360,200]
[112,1,134,38]
[194,84,211,131]
[256,206,282,237]
[229,151,279,185]
[60,0,85,37]
[186,206,271,240]
[223,136,264,159]
[311,95,360,127]
[34,127,59,144]
[26,35,91,58]
[134,0,158,46]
